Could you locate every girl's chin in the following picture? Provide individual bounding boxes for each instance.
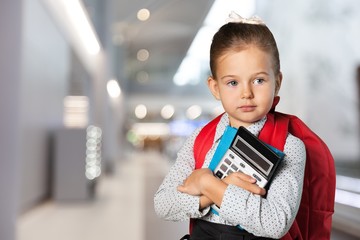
[229,115,264,128]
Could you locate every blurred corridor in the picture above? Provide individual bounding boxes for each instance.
[16,150,360,240]
[2,0,360,239]
[15,149,359,240]
[16,151,188,240]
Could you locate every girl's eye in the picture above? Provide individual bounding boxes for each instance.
[253,78,265,85]
[227,80,238,86]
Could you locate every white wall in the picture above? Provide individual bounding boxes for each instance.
[17,0,112,212]
[257,0,360,161]
[0,0,119,238]
[18,0,70,211]
[0,1,23,239]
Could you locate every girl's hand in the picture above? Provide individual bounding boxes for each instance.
[223,172,266,196]
[177,168,213,196]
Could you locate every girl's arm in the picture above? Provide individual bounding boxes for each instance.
[178,134,306,239]
[218,134,306,238]
[154,128,211,221]
[154,125,266,219]
[179,170,266,209]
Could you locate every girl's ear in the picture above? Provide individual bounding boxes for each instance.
[207,76,220,100]
[275,72,283,95]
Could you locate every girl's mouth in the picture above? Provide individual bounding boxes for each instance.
[239,105,256,112]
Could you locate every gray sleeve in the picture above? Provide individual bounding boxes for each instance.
[219,134,306,238]
[154,128,211,221]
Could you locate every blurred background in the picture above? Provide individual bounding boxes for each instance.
[1,0,360,239]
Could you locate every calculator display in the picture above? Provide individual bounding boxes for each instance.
[232,136,273,175]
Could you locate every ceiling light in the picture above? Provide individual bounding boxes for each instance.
[135,104,147,119]
[63,96,89,128]
[107,79,121,98]
[186,105,202,120]
[132,123,170,137]
[173,56,201,86]
[62,0,101,55]
[136,71,149,83]
[161,105,175,119]
[137,8,151,21]
[137,49,150,61]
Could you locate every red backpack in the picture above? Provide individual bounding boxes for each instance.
[193,110,335,240]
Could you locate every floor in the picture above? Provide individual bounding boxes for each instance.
[17,150,359,240]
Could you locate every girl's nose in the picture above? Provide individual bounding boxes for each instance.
[241,84,253,99]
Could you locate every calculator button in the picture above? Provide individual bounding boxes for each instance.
[227,169,234,175]
[229,153,235,159]
[252,174,261,182]
[220,164,228,172]
[224,158,231,165]
[240,163,245,168]
[231,164,238,171]
[215,171,224,179]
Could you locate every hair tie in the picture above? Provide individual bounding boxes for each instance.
[226,11,266,25]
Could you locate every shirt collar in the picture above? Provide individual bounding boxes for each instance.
[213,113,267,143]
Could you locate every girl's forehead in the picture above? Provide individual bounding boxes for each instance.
[214,47,276,77]
[217,46,271,63]
[225,44,265,54]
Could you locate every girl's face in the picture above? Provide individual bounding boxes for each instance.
[208,46,282,128]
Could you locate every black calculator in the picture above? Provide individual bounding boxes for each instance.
[213,126,284,188]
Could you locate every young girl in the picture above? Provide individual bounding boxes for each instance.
[154,12,306,240]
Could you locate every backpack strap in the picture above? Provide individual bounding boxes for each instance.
[193,113,224,169]
[259,112,304,240]
[259,96,288,150]
[258,112,289,151]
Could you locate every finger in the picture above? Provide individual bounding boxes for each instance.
[256,187,266,196]
[233,172,256,183]
[259,188,266,196]
[177,185,185,192]
[249,185,266,196]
